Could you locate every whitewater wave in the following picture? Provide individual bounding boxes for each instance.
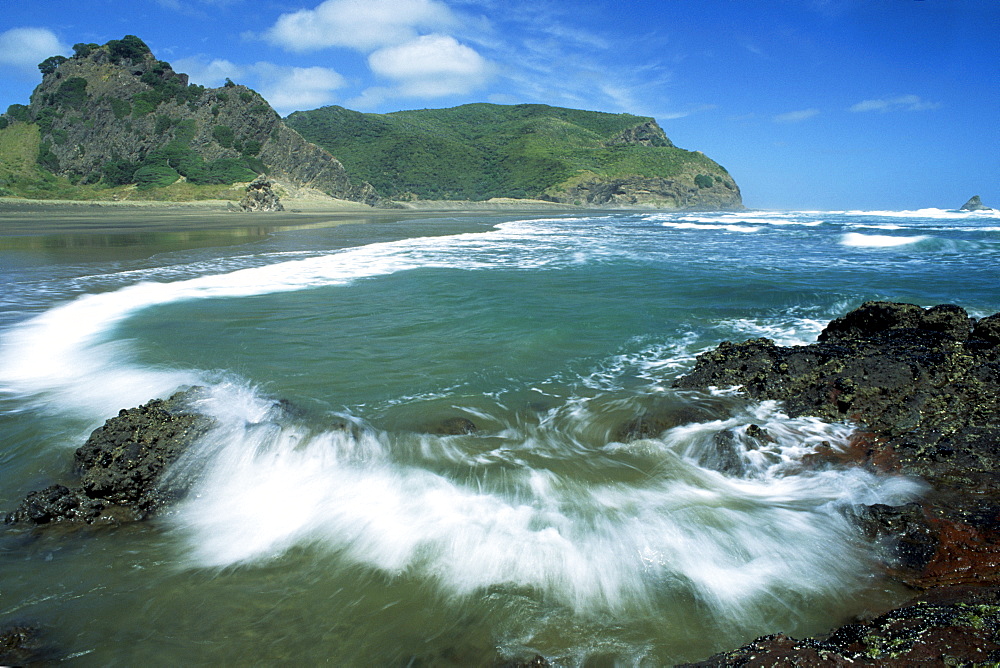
[164,382,922,619]
[662,221,761,233]
[840,232,930,248]
[0,222,619,414]
[0,210,936,650]
[842,207,1000,220]
[717,315,828,347]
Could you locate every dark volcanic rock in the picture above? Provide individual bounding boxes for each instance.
[0,624,52,666]
[960,195,992,211]
[674,301,1000,665]
[437,416,479,435]
[679,586,1000,667]
[6,389,213,525]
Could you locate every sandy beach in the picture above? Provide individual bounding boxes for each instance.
[0,196,581,238]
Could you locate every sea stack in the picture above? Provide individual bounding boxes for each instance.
[960,195,992,211]
[237,175,284,212]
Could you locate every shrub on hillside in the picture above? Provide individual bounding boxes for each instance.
[53,77,89,110]
[38,55,68,76]
[73,43,99,58]
[5,105,30,123]
[133,162,180,189]
[107,35,151,64]
[212,124,235,148]
[101,159,138,186]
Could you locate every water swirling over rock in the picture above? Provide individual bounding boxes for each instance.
[675,301,1000,665]
[5,389,212,525]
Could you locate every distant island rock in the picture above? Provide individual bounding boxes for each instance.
[960,195,992,211]
[286,103,743,210]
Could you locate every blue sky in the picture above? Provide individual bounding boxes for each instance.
[1,0,997,210]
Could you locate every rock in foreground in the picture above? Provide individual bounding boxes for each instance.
[680,585,1000,666]
[5,389,212,525]
[675,301,1000,665]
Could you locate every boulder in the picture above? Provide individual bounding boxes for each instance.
[236,174,284,212]
[960,195,992,211]
[5,389,213,525]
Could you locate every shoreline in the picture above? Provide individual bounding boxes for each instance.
[0,195,586,237]
[0,194,746,238]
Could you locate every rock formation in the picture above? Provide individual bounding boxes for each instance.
[960,195,992,211]
[5,389,212,525]
[543,173,742,210]
[236,174,284,212]
[675,301,1000,665]
[4,36,381,205]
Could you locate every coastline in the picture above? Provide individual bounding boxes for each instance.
[0,195,584,237]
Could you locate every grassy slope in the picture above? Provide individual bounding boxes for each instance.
[0,121,248,201]
[287,103,720,201]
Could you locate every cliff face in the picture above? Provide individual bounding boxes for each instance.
[541,118,741,209]
[602,119,675,148]
[543,172,742,210]
[17,36,379,204]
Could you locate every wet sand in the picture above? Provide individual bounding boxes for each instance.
[0,196,580,237]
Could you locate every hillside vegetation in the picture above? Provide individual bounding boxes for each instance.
[286,103,742,208]
[0,36,378,204]
[0,34,741,209]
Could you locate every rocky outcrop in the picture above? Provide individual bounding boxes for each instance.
[603,120,674,148]
[13,36,381,205]
[544,173,742,210]
[680,586,1000,666]
[674,301,1000,665]
[5,389,212,525]
[236,174,284,212]
[960,195,992,211]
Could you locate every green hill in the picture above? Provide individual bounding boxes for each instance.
[0,36,378,204]
[286,103,742,209]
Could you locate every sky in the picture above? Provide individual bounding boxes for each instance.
[0,0,997,210]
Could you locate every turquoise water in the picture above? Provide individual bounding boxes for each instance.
[1,208,998,664]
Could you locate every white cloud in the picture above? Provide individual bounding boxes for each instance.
[254,63,347,114]
[0,27,67,73]
[367,34,491,97]
[173,57,244,87]
[659,104,718,120]
[171,56,346,114]
[266,0,457,53]
[849,94,940,113]
[774,108,820,123]
[346,86,395,110]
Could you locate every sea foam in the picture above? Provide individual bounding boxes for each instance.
[162,383,922,622]
[840,232,929,248]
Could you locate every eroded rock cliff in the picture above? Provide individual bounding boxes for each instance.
[17,36,380,204]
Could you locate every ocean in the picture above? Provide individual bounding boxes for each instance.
[1,207,998,665]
